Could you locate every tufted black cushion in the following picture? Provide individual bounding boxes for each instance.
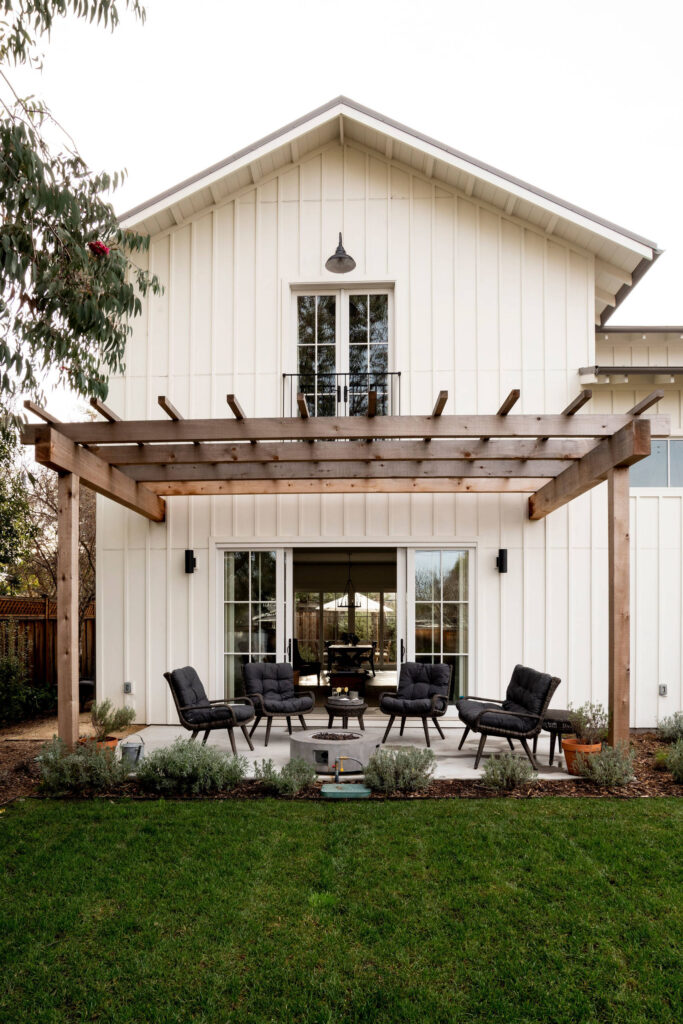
[184,703,254,726]
[263,694,314,714]
[380,695,435,715]
[243,662,295,698]
[456,698,536,733]
[243,663,314,715]
[380,662,450,717]
[166,666,210,711]
[503,664,553,717]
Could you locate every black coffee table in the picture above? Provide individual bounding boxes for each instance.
[325,697,368,731]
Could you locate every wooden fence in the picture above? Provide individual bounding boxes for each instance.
[0,597,95,687]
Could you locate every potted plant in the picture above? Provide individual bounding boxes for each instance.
[562,702,609,775]
[82,699,136,749]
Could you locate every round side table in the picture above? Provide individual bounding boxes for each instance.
[325,698,368,732]
[533,709,574,766]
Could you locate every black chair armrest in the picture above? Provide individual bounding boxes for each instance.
[246,693,267,713]
[466,695,504,705]
[430,693,449,714]
[474,707,542,729]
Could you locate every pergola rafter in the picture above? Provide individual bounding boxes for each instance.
[21,389,669,751]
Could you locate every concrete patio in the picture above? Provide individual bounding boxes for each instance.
[136,707,569,781]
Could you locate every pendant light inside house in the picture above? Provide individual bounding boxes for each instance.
[325,232,356,274]
[337,551,361,608]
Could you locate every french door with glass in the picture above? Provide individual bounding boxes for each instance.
[288,289,394,416]
[406,548,471,700]
[222,548,290,699]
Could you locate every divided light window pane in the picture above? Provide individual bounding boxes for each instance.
[224,550,276,699]
[414,549,469,699]
[629,440,668,487]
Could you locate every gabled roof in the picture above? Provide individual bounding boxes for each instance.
[120,97,661,325]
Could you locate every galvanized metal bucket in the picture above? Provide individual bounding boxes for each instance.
[119,733,145,767]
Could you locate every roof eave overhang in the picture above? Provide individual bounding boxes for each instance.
[119,97,657,266]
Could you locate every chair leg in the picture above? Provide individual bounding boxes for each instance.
[520,737,538,770]
[264,717,272,747]
[227,727,237,756]
[458,725,470,750]
[382,715,395,744]
[328,713,333,728]
[399,717,406,736]
[190,730,199,741]
[201,730,210,746]
[286,716,292,735]
[474,732,487,769]
[507,737,515,751]
[422,718,431,748]
[359,713,365,732]
[241,724,254,751]
[249,715,261,739]
[299,715,307,731]
[432,716,445,740]
[549,731,557,766]
[533,734,538,754]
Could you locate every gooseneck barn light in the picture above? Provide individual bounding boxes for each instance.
[325,232,356,274]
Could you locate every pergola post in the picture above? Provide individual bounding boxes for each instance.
[607,467,630,746]
[57,473,80,747]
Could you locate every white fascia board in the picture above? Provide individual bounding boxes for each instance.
[119,105,345,230]
[341,105,654,261]
[121,99,655,262]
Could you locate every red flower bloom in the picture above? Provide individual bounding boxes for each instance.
[88,240,110,257]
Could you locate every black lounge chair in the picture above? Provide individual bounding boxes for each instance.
[292,639,321,684]
[379,661,451,747]
[243,662,315,746]
[455,664,560,769]
[164,666,255,755]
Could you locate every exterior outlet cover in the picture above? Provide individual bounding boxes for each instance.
[659,684,667,697]
[123,681,133,695]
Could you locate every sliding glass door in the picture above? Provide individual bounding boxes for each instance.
[407,548,471,700]
[223,549,288,699]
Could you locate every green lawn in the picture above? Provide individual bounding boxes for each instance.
[1,799,681,1024]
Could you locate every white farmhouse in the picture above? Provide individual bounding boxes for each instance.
[33,98,682,741]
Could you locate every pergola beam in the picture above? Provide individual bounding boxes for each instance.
[90,397,121,422]
[627,390,664,416]
[33,427,165,522]
[608,467,630,745]
[144,478,549,496]
[121,458,569,483]
[21,413,671,446]
[158,395,183,421]
[24,399,60,425]
[226,394,246,420]
[93,437,598,466]
[528,419,651,520]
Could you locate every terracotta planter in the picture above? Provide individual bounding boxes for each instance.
[562,737,601,776]
[78,736,119,750]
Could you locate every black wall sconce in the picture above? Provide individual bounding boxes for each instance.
[496,549,508,574]
[185,549,196,574]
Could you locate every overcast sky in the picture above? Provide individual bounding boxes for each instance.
[11,0,683,414]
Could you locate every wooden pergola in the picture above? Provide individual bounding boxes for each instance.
[22,387,669,750]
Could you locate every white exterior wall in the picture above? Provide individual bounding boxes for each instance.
[98,140,671,727]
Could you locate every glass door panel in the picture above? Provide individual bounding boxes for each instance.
[224,550,277,699]
[348,293,389,415]
[408,549,470,700]
[297,294,338,416]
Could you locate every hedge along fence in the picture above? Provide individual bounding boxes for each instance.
[0,598,95,687]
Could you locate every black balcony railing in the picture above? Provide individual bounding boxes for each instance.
[283,372,401,418]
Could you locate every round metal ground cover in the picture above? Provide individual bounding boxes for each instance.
[289,730,380,774]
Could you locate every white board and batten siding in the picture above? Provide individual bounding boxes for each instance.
[98,140,667,727]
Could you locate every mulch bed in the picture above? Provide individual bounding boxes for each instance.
[1,733,681,805]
